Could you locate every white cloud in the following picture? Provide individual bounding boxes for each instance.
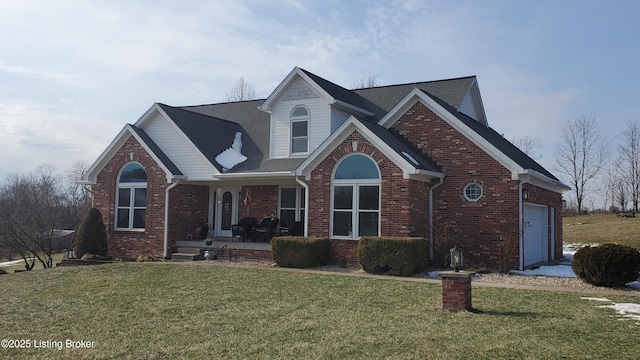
[0,63,89,90]
[479,66,588,168]
[0,99,119,177]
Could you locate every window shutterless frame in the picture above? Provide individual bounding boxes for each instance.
[330,154,381,239]
[290,105,309,155]
[278,186,306,229]
[115,162,147,231]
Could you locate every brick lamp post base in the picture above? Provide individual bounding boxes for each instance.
[441,271,473,311]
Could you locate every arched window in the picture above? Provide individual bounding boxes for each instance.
[291,105,309,155]
[331,154,380,239]
[116,163,147,230]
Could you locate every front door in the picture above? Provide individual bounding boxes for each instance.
[215,187,238,237]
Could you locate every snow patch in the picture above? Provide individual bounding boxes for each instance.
[215,132,247,172]
[580,297,611,302]
[0,259,25,267]
[582,297,640,324]
[401,151,419,166]
[511,264,576,278]
[598,303,640,322]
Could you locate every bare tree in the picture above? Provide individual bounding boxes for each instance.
[602,157,622,212]
[512,136,543,160]
[0,165,64,269]
[352,73,379,89]
[618,120,640,212]
[62,160,92,229]
[615,179,628,212]
[554,113,607,214]
[223,76,256,102]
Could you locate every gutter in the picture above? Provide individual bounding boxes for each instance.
[212,171,295,180]
[428,177,444,263]
[518,174,531,271]
[164,180,181,258]
[295,176,310,237]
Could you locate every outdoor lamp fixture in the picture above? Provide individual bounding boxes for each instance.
[449,244,463,272]
[522,188,529,200]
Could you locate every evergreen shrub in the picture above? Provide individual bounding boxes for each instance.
[358,237,429,276]
[572,243,640,287]
[74,208,108,259]
[271,237,331,268]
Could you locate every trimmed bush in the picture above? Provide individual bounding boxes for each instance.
[271,237,331,268]
[572,243,640,287]
[358,237,429,277]
[74,208,108,259]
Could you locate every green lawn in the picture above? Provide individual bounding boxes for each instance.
[0,252,65,273]
[1,263,638,359]
[564,213,640,249]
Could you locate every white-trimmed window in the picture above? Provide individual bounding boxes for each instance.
[331,154,380,239]
[291,105,309,155]
[464,183,482,202]
[116,163,147,230]
[278,187,306,228]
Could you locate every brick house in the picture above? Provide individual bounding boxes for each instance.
[80,67,569,270]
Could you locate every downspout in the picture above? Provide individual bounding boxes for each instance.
[295,176,309,237]
[518,174,531,270]
[428,177,444,264]
[164,179,181,258]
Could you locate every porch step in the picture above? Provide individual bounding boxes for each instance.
[177,247,205,255]
[171,252,203,261]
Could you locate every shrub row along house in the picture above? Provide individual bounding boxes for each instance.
[80,67,569,270]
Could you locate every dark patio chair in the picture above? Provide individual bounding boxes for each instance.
[254,217,279,242]
[232,217,258,242]
[289,221,304,236]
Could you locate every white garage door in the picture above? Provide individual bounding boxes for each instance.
[523,204,548,267]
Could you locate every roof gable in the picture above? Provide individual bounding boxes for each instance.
[296,116,442,182]
[376,88,568,191]
[80,124,183,184]
[259,67,373,117]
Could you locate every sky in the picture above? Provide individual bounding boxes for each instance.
[1,0,639,205]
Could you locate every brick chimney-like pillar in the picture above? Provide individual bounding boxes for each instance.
[441,271,473,311]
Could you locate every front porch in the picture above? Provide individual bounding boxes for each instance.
[171,239,272,262]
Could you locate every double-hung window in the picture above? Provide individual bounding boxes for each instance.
[116,163,147,230]
[331,154,380,239]
[291,106,309,155]
[279,187,306,229]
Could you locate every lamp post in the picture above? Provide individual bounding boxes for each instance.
[449,244,463,272]
[442,244,472,311]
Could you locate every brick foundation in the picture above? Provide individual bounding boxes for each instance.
[441,271,473,311]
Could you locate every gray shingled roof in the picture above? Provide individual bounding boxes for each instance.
[155,71,554,182]
[299,68,370,112]
[177,101,304,173]
[353,76,476,122]
[354,118,441,173]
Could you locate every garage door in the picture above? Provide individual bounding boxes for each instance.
[523,204,548,266]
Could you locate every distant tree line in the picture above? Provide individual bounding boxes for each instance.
[547,113,640,215]
[0,162,91,270]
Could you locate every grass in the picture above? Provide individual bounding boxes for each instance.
[0,253,65,273]
[1,263,639,359]
[564,213,640,249]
